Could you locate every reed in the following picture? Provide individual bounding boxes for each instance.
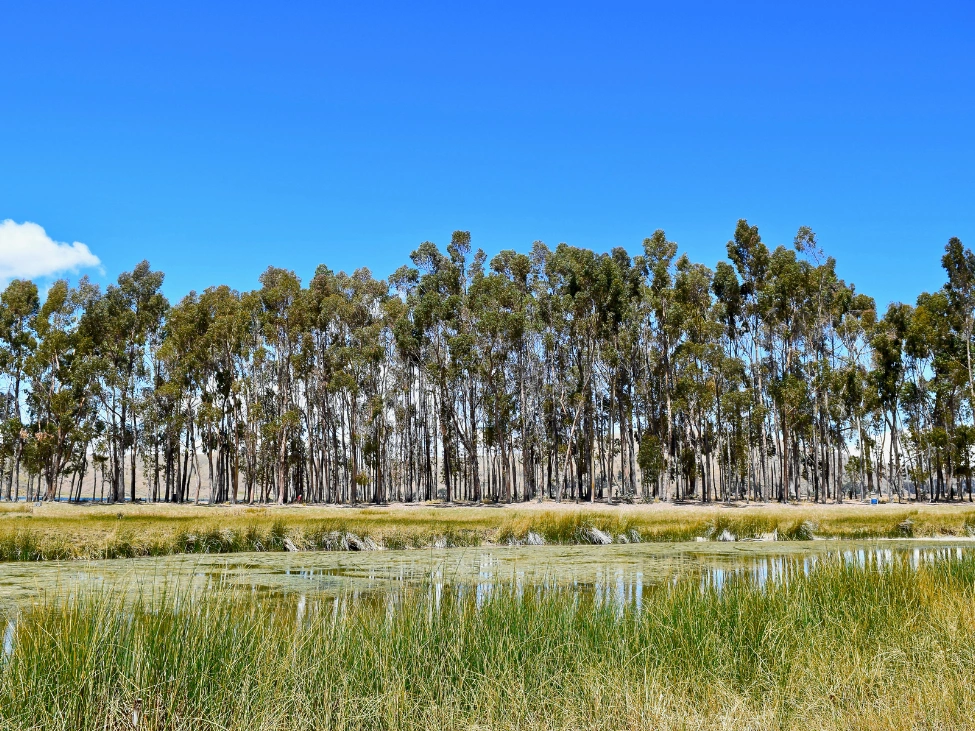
[2,501,975,561]
[3,555,975,729]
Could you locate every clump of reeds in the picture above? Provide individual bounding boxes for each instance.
[495,510,643,544]
[3,554,975,729]
[698,515,820,541]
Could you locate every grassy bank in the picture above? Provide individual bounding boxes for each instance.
[2,501,975,561]
[3,556,975,729]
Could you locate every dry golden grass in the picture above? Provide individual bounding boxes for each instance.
[1,499,974,560]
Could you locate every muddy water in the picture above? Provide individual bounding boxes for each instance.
[0,539,972,609]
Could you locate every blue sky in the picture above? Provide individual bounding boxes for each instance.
[1,1,973,307]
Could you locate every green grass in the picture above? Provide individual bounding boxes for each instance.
[3,501,975,561]
[3,555,975,729]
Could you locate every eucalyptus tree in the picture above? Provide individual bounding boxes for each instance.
[24,279,100,500]
[712,260,750,499]
[794,227,844,502]
[725,220,772,499]
[469,257,522,501]
[605,247,643,500]
[196,285,248,503]
[761,245,816,501]
[0,279,40,500]
[332,268,388,504]
[388,262,435,501]
[672,255,726,501]
[407,239,464,501]
[155,291,206,503]
[639,230,680,500]
[7,221,975,506]
[527,241,565,499]
[256,267,302,504]
[942,238,975,407]
[901,296,943,498]
[305,266,341,502]
[441,235,486,503]
[79,262,167,502]
[236,290,266,503]
[871,303,913,500]
[832,284,876,500]
[488,249,536,500]
[546,244,631,501]
[917,286,969,499]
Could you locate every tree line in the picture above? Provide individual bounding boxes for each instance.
[3,220,975,505]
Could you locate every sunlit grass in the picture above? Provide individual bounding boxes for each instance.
[3,555,975,729]
[1,501,975,561]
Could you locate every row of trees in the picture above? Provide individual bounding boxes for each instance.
[3,221,975,504]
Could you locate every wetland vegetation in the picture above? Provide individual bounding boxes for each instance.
[4,552,975,730]
[0,533,970,610]
[2,503,973,729]
[3,501,975,561]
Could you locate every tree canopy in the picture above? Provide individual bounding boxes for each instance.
[3,223,974,505]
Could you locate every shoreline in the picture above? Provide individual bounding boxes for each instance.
[2,499,975,562]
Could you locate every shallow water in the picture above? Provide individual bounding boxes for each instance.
[0,539,972,609]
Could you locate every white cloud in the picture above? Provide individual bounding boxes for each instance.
[0,219,101,281]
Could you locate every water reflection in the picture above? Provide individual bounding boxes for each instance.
[2,620,13,658]
[0,540,972,610]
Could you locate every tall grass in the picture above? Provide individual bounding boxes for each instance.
[3,502,975,561]
[3,556,975,729]
[0,516,485,561]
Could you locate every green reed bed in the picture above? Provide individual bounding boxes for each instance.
[3,555,975,730]
[0,518,485,561]
[494,507,975,544]
[3,504,975,561]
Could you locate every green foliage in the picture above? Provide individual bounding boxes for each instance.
[638,432,664,486]
[2,227,975,506]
